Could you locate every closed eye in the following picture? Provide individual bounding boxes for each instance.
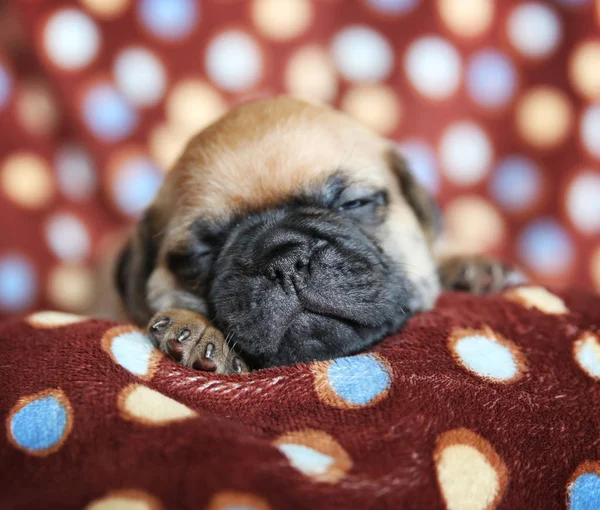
[338,198,373,211]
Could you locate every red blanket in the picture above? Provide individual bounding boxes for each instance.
[1,285,599,509]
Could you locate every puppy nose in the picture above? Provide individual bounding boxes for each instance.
[264,244,310,291]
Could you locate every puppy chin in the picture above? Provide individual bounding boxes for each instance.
[208,207,419,368]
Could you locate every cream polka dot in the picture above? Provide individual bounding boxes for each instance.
[566,171,600,235]
[27,311,86,328]
[85,489,163,510]
[569,41,600,101]
[205,31,263,92]
[43,8,101,70]
[118,384,197,425]
[331,26,393,83]
[252,0,313,41]
[341,85,401,135]
[54,144,97,201]
[435,428,508,510]
[285,46,338,103]
[165,79,227,136]
[102,326,162,380]
[440,122,492,186]
[274,429,352,483]
[47,264,95,312]
[581,104,600,159]
[504,286,568,315]
[449,327,526,382]
[148,123,186,171]
[444,196,505,254]
[437,0,494,38]
[404,36,462,101]
[16,82,59,137]
[516,87,572,149]
[591,247,600,290]
[113,47,167,108]
[1,152,54,210]
[208,492,271,510]
[574,331,600,380]
[45,213,91,263]
[80,0,130,19]
[507,3,562,59]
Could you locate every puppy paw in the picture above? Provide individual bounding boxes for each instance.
[148,309,247,374]
[438,255,527,295]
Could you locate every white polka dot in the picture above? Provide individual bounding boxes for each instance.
[0,254,38,312]
[110,154,163,217]
[113,47,167,108]
[45,213,91,263]
[505,286,568,315]
[440,122,492,185]
[119,384,197,424]
[137,0,199,41]
[364,0,420,15]
[574,331,600,380]
[490,155,542,213]
[581,104,600,159]
[331,26,394,83]
[43,9,101,70]
[566,172,600,235]
[396,139,439,195]
[205,31,262,92]
[507,3,562,59]
[466,49,517,109]
[341,84,401,135]
[569,41,600,101]
[404,36,462,100]
[1,152,55,210]
[47,264,95,312]
[518,218,574,275]
[452,330,523,382]
[54,144,96,201]
[278,444,334,477]
[81,82,139,142]
[103,326,160,379]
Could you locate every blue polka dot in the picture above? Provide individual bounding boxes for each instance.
[82,84,138,142]
[490,156,542,213]
[555,0,591,7]
[396,140,439,195]
[0,255,37,312]
[138,0,199,41]
[466,49,517,109]
[569,472,600,510]
[364,0,420,15]
[0,64,11,110]
[9,393,71,453]
[518,218,574,275]
[454,335,518,380]
[113,157,162,217]
[326,354,391,406]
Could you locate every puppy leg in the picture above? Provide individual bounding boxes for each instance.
[438,255,526,295]
[148,309,248,374]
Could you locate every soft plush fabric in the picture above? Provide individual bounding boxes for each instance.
[1,0,600,321]
[1,285,599,509]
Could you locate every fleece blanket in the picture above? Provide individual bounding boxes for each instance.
[1,285,600,510]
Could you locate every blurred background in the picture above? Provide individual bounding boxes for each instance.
[0,0,598,319]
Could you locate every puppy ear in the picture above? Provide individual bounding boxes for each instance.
[114,210,161,325]
[390,148,443,245]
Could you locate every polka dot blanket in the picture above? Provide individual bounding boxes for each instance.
[2,285,600,509]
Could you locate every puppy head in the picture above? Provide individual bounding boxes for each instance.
[117,97,441,368]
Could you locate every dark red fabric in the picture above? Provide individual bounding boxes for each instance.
[1,287,599,509]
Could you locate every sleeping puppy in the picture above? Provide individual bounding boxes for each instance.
[115,96,520,374]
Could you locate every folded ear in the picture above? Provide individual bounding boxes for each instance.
[114,210,161,326]
[390,148,443,246]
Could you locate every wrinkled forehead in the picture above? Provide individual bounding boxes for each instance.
[170,104,393,223]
